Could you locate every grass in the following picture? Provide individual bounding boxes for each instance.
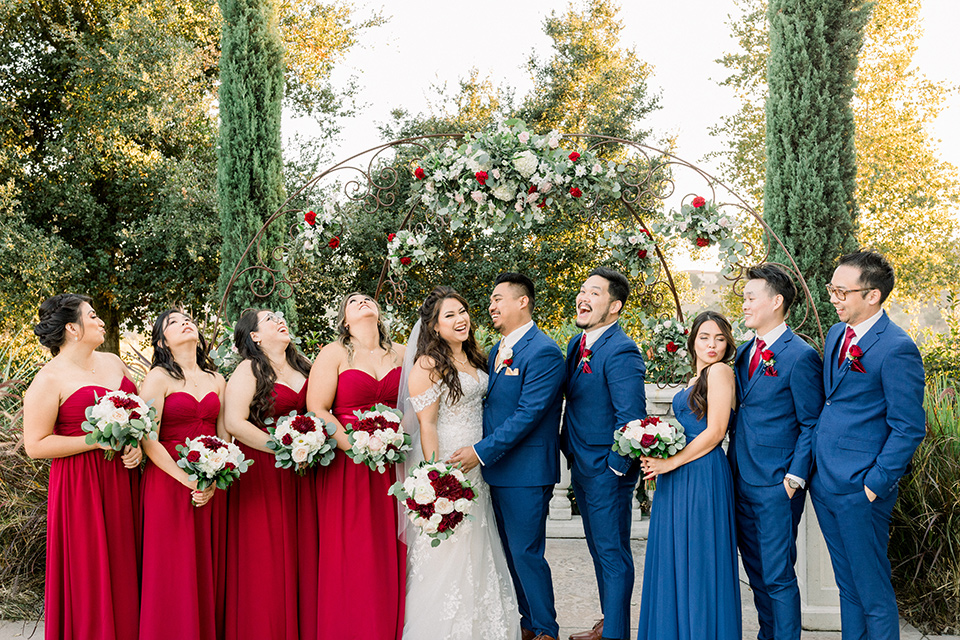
[0,330,47,620]
[890,375,960,634]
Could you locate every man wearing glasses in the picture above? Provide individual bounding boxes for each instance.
[811,250,925,639]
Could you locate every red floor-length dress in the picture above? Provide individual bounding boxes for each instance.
[139,391,227,640]
[44,378,141,640]
[224,383,306,640]
[312,367,406,640]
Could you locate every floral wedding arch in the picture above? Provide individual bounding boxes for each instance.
[216,120,823,384]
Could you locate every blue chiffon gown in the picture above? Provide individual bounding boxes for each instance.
[636,386,741,640]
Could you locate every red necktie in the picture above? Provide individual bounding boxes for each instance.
[838,325,856,367]
[748,338,766,379]
[577,333,587,361]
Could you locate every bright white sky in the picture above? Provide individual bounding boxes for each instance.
[304,0,959,194]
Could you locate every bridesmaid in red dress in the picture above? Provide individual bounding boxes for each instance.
[223,309,311,640]
[138,309,227,640]
[22,294,143,640]
[306,292,407,639]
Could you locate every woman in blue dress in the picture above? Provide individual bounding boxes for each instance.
[636,310,741,640]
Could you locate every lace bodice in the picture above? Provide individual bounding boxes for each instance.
[410,370,488,460]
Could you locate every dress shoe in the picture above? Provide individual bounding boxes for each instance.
[521,629,536,640]
[568,618,603,640]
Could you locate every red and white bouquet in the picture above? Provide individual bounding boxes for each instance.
[81,391,158,460]
[345,404,412,474]
[266,411,337,475]
[389,459,476,547]
[176,435,252,491]
[613,415,686,489]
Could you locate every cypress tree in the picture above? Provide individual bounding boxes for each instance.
[764,0,872,338]
[217,0,294,322]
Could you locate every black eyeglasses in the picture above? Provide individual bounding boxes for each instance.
[825,284,874,301]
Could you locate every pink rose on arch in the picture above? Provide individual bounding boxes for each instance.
[692,196,706,208]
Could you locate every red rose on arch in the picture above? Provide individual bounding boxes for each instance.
[696,237,710,247]
[328,236,340,249]
[568,151,581,162]
[692,196,706,208]
[569,187,582,198]
[304,210,316,226]
[528,184,537,194]
[475,171,488,185]
[637,249,648,259]
[400,256,412,266]
[666,341,678,353]
[387,233,396,242]
[537,199,547,209]
[414,167,426,180]
[643,228,653,237]
[640,433,658,449]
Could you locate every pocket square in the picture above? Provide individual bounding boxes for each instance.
[504,367,520,376]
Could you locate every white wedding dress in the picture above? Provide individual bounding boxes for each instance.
[402,370,522,640]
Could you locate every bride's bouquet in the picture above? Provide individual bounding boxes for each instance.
[344,404,412,474]
[176,435,252,492]
[266,411,338,475]
[612,415,687,489]
[81,391,158,460]
[389,459,476,547]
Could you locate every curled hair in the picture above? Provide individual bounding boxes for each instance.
[336,292,394,363]
[234,309,312,427]
[685,311,736,420]
[150,309,217,381]
[34,293,93,355]
[416,287,487,405]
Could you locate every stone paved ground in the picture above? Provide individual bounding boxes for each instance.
[2,534,957,639]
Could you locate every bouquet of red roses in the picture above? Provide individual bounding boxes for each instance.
[344,404,412,474]
[266,411,337,475]
[176,435,252,491]
[612,415,686,489]
[389,459,476,547]
[81,391,158,460]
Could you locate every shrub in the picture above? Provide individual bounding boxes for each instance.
[890,375,960,634]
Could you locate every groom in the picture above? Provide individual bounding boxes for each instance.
[449,272,565,640]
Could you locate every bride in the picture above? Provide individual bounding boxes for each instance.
[400,286,522,640]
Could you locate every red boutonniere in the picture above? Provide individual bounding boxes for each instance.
[502,358,513,367]
[847,345,865,372]
[580,348,593,374]
[761,349,778,377]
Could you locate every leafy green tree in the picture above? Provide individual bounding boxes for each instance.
[712,0,960,309]
[518,0,660,142]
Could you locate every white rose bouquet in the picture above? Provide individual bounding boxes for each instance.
[266,411,337,475]
[344,404,411,474]
[176,435,252,491]
[389,459,476,547]
[612,416,687,490]
[81,391,158,460]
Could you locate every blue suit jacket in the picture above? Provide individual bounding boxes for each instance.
[561,323,647,478]
[729,327,824,487]
[478,325,565,488]
[814,313,925,498]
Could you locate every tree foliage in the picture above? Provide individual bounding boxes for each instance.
[712,0,960,308]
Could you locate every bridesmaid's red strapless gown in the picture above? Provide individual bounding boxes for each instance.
[139,391,226,640]
[224,383,306,640]
[44,377,141,640]
[312,368,406,640]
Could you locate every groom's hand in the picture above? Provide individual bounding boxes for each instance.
[448,446,480,472]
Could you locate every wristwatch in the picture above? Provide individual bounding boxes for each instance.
[785,477,802,490]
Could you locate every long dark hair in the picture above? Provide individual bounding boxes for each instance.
[336,292,394,363]
[34,293,93,355]
[234,309,312,427]
[686,310,736,420]
[150,309,217,381]
[416,287,487,405]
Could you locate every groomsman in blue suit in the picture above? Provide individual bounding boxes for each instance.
[729,263,824,640]
[449,272,565,640]
[561,267,646,640]
[811,250,925,640]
